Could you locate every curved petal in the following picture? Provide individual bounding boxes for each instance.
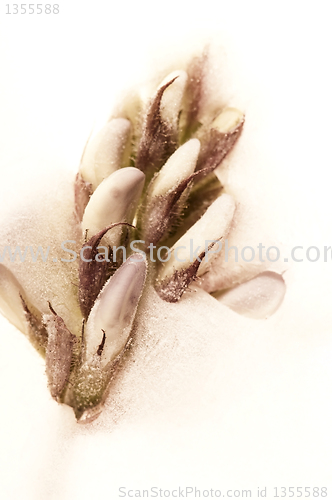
[0,264,27,333]
[85,253,147,369]
[159,193,236,281]
[149,139,200,197]
[0,174,83,336]
[158,70,188,131]
[81,167,145,246]
[80,118,131,190]
[213,271,286,319]
[199,202,286,294]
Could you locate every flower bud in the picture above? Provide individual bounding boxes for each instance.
[84,254,147,369]
[158,70,188,132]
[149,138,200,198]
[139,139,201,246]
[74,173,93,222]
[196,107,244,172]
[157,194,236,302]
[0,266,48,354]
[78,222,134,318]
[179,52,207,139]
[44,305,77,399]
[135,72,187,175]
[0,264,27,333]
[214,271,286,319]
[81,167,145,246]
[80,118,131,190]
[211,107,244,133]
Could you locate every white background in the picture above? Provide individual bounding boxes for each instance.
[0,1,332,499]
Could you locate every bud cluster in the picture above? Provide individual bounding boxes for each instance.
[0,51,246,422]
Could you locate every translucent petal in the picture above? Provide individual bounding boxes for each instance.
[0,174,83,337]
[0,264,27,333]
[211,107,244,133]
[160,193,236,280]
[149,139,200,197]
[158,70,188,130]
[81,167,145,246]
[214,271,286,319]
[80,118,131,190]
[85,254,147,369]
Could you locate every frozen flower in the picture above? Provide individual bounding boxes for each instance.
[0,50,285,422]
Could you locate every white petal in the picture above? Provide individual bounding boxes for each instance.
[160,193,236,280]
[0,264,27,333]
[215,271,286,319]
[0,173,84,337]
[149,139,200,197]
[199,202,286,294]
[158,70,188,130]
[81,167,145,246]
[85,254,147,368]
[80,118,131,190]
[211,107,244,133]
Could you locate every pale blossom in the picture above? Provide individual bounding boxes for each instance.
[0,51,287,423]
